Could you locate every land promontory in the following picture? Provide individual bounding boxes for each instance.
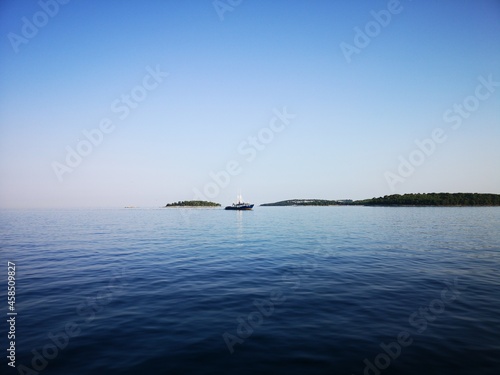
[261,193,500,207]
[261,199,347,206]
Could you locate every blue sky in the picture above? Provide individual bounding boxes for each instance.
[0,0,499,208]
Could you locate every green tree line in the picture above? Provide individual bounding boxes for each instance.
[355,193,500,206]
[165,200,221,207]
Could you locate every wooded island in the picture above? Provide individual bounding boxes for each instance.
[165,200,221,207]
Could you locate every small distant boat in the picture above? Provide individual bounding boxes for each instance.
[225,194,254,210]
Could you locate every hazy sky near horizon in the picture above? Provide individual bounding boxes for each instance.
[1,0,499,208]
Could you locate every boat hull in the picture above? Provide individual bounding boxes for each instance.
[224,204,254,210]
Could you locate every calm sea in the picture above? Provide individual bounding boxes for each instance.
[1,207,499,375]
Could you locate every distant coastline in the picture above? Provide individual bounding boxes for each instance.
[159,193,500,209]
[261,193,500,207]
[261,199,347,206]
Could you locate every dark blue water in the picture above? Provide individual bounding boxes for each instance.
[1,207,500,375]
